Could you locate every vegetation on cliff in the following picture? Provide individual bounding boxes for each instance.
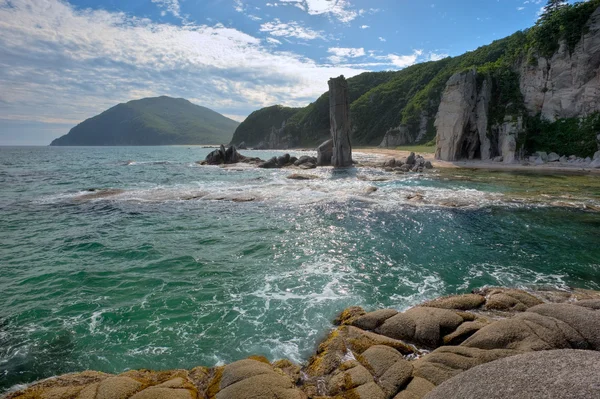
[235,0,600,155]
[51,96,240,146]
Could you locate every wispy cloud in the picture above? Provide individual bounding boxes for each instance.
[0,0,365,135]
[151,0,181,18]
[260,19,325,40]
[277,0,358,23]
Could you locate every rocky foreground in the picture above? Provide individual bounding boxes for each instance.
[5,287,600,399]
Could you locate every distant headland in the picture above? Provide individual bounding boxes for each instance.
[50,96,239,146]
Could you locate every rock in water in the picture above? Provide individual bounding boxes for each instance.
[317,139,333,166]
[328,76,353,167]
[204,145,245,165]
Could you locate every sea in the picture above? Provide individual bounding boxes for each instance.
[1,146,599,392]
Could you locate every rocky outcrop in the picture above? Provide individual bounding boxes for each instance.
[9,287,600,399]
[329,76,353,167]
[204,145,245,165]
[434,70,523,163]
[425,350,600,399]
[316,139,333,166]
[520,7,600,122]
[379,126,414,148]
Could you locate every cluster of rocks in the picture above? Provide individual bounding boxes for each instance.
[9,287,600,399]
[360,152,434,173]
[523,150,600,168]
[257,154,318,170]
[199,145,260,166]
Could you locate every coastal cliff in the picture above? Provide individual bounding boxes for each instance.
[6,287,600,399]
[233,1,600,162]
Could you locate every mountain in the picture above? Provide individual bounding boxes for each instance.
[50,96,239,146]
[231,0,600,159]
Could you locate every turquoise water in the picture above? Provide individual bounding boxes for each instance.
[1,146,599,391]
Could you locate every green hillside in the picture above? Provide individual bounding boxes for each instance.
[232,0,600,153]
[50,96,239,146]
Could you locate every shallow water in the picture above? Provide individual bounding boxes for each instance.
[1,146,599,391]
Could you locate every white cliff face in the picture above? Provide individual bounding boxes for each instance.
[520,7,600,121]
[476,77,492,160]
[434,69,478,161]
[434,69,523,163]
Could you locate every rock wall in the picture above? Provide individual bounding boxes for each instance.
[435,6,600,162]
[329,76,353,167]
[520,7,600,121]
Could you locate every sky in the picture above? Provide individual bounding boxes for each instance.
[0,0,573,145]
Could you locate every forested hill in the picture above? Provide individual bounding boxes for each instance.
[50,96,240,146]
[230,0,600,158]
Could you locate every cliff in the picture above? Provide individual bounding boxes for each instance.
[236,1,600,160]
[50,97,240,146]
[435,3,600,162]
[5,287,600,399]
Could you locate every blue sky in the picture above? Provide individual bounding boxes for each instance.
[0,0,573,144]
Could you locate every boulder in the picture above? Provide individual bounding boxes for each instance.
[258,156,279,169]
[361,345,413,397]
[547,152,560,162]
[317,139,333,166]
[204,145,246,165]
[376,307,464,348]
[419,294,485,311]
[535,151,548,162]
[559,155,568,163]
[406,152,416,166]
[424,350,600,399]
[277,153,291,167]
[424,161,433,169]
[413,346,518,387]
[352,309,398,331]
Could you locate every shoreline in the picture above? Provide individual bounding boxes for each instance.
[354,148,600,175]
[5,286,600,399]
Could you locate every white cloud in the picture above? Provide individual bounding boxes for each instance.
[327,47,365,63]
[278,0,358,23]
[260,19,325,40]
[151,0,181,18]
[0,0,365,134]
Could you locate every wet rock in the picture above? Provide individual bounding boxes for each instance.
[287,174,319,180]
[299,162,317,169]
[424,161,433,169]
[365,186,379,194]
[258,156,279,169]
[294,155,317,166]
[205,145,245,165]
[406,152,416,166]
[424,350,600,399]
[383,158,396,168]
[277,153,291,167]
[317,139,333,166]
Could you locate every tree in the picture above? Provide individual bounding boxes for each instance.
[540,0,567,20]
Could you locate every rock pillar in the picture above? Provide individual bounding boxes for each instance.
[329,76,353,167]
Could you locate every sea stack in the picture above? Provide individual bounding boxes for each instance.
[328,76,353,167]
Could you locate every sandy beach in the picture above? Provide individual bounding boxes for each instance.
[356,147,600,175]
